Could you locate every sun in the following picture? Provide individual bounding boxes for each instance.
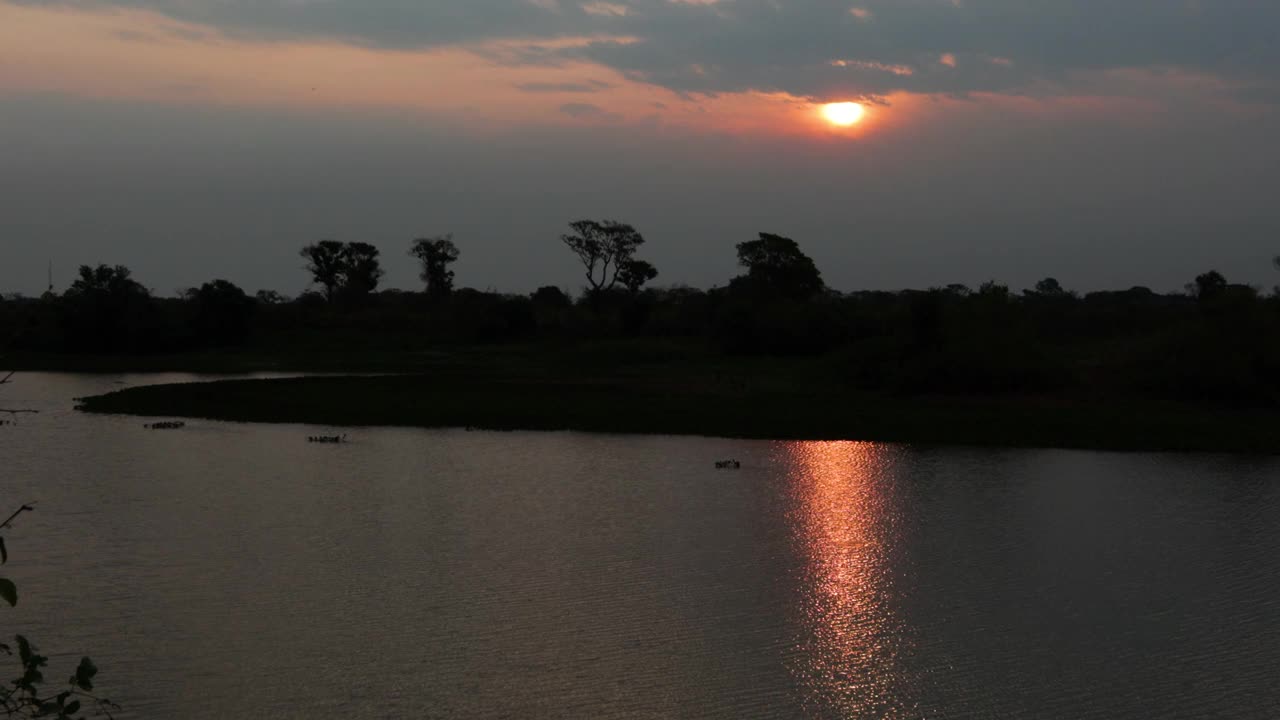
[821,102,865,127]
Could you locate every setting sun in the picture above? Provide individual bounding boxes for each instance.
[821,102,865,127]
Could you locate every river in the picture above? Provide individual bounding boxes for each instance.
[2,372,1278,718]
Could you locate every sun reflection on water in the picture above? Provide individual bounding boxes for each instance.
[784,441,915,718]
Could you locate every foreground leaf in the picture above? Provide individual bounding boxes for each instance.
[0,577,15,607]
[72,657,97,691]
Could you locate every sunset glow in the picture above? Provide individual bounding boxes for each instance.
[821,102,865,127]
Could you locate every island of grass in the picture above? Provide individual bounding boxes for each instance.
[74,343,1280,454]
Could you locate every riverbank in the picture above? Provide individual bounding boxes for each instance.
[75,369,1280,454]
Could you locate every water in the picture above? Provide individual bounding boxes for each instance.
[2,372,1279,718]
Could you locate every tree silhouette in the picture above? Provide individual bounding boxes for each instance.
[531,286,571,307]
[409,235,460,301]
[299,241,383,302]
[618,259,658,294]
[186,280,255,346]
[299,241,346,302]
[976,280,1010,300]
[341,242,383,299]
[560,220,647,297]
[65,266,148,305]
[62,266,154,353]
[254,290,288,305]
[1193,270,1227,301]
[1033,277,1067,296]
[731,232,823,300]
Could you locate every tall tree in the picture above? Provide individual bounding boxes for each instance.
[299,241,384,302]
[409,235,461,300]
[299,240,347,302]
[731,232,823,300]
[341,242,384,299]
[560,220,647,297]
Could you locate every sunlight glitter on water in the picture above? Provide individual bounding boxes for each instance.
[785,441,918,718]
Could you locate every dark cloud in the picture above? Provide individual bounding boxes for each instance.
[20,0,1280,100]
[572,0,1280,100]
[559,102,622,120]
[14,0,590,48]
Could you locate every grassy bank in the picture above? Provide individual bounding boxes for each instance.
[4,348,458,374]
[75,362,1280,454]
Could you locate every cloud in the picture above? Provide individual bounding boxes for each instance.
[558,101,622,120]
[13,0,1280,102]
[829,59,914,77]
[581,2,629,16]
[570,0,1280,101]
[515,80,613,93]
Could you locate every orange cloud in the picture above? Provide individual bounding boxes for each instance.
[829,59,915,77]
[0,1,875,138]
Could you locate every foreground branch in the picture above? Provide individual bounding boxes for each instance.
[0,372,38,415]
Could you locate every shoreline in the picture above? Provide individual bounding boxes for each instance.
[75,373,1280,455]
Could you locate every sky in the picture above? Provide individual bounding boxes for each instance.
[2,0,1278,297]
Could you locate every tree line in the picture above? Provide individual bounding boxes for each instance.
[291,222,660,304]
[4,220,1280,407]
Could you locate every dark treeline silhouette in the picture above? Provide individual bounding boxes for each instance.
[5,223,1280,409]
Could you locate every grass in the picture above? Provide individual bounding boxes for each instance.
[73,346,1280,454]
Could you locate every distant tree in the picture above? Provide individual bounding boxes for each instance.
[186,280,255,346]
[1033,277,1067,296]
[341,242,383,299]
[254,290,288,305]
[1192,270,1227,301]
[617,259,658,294]
[530,286,570,333]
[560,220,647,297]
[731,232,823,300]
[531,286,571,308]
[62,266,155,353]
[976,280,1010,299]
[299,241,383,302]
[299,241,346,302]
[409,235,460,301]
[66,266,147,301]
